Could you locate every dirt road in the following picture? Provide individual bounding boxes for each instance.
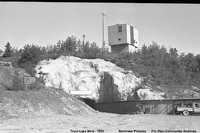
[0,112,199,133]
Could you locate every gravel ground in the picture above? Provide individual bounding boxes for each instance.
[0,112,199,133]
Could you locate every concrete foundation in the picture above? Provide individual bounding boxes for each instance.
[111,44,137,54]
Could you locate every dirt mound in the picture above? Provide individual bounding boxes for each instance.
[0,89,96,118]
[0,65,96,119]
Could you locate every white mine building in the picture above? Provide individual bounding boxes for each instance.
[108,24,139,54]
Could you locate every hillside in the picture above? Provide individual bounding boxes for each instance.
[0,66,28,91]
[1,37,200,102]
[0,89,95,118]
[0,65,96,118]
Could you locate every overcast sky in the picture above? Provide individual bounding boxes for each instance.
[0,2,200,55]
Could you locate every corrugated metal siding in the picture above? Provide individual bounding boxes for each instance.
[93,99,200,115]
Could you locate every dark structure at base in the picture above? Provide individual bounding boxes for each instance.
[93,98,200,115]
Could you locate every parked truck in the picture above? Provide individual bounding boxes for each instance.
[175,102,200,116]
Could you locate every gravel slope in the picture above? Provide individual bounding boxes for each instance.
[0,89,96,118]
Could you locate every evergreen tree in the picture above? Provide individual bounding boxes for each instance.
[3,42,12,57]
[18,44,43,65]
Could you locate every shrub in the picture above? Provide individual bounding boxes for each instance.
[11,60,19,68]
[18,44,43,67]
[27,82,44,91]
[8,71,26,91]
[89,62,99,73]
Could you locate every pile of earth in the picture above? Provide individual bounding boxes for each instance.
[0,89,96,119]
[0,65,96,118]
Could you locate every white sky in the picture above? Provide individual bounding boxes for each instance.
[0,2,200,55]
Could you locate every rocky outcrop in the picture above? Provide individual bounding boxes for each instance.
[137,88,165,100]
[98,72,139,103]
[35,56,165,102]
[98,72,120,102]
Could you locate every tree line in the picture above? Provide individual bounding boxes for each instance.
[1,36,200,91]
[0,36,109,76]
[132,42,200,88]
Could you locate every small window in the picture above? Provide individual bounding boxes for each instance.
[195,104,200,108]
[118,38,121,41]
[118,26,122,32]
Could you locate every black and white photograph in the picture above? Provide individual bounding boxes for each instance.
[0,2,200,133]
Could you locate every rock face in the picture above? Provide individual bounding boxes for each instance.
[36,56,161,102]
[137,88,165,100]
[98,72,140,102]
[98,72,120,102]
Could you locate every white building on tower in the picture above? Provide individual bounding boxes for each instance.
[108,23,139,53]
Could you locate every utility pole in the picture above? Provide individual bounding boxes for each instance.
[102,12,105,48]
[82,34,86,44]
